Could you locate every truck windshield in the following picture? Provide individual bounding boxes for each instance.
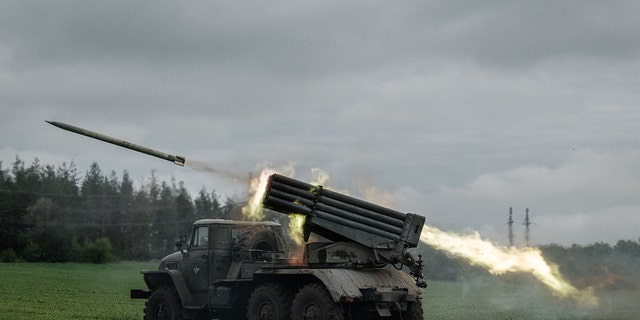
[191,226,208,247]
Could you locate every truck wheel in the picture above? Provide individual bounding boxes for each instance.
[144,286,182,320]
[247,283,292,320]
[237,225,285,261]
[291,283,343,320]
[394,300,423,320]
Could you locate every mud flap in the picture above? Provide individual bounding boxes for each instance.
[376,303,392,317]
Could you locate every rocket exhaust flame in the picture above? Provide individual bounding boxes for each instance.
[420,225,598,307]
[243,168,278,221]
[287,214,306,246]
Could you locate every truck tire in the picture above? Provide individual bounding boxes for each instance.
[237,225,284,261]
[291,283,344,320]
[247,283,292,320]
[144,286,183,320]
[400,299,423,320]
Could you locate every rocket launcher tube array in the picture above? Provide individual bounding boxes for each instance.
[46,120,185,166]
[261,173,425,249]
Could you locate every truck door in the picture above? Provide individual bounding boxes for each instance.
[185,225,209,294]
[210,225,232,281]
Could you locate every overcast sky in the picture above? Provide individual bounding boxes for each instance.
[2,1,639,246]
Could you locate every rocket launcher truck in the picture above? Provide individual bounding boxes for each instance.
[48,120,427,320]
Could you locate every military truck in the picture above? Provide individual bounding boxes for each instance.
[131,173,426,320]
[46,121,427,320]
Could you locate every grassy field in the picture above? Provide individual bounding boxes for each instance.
[424,277,640,320]
[1,263,639,319]
[0,262,156,320]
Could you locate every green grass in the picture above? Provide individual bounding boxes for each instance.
[424,277,640,320]
[1,263,639,319]
[0,262,155,320]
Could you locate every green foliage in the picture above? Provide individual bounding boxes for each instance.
[0,156,239,263]
[539,242,640,291]
[0,248,19,262]
[72,237,115,263]
[21,241,43,262]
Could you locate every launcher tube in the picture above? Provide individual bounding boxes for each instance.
[268,189,316,207]
[313,209,402,240]
[262,196,312,215]
[314,203,404,235]
[320,187,406,221]
[270,181,317,200]
[318,196,405,227]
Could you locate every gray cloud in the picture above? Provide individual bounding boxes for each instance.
[2,1,639,246]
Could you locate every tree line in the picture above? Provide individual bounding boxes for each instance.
[0,157,238,263]
[2,156,639,290]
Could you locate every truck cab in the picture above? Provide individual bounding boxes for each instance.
[132,219,287,319]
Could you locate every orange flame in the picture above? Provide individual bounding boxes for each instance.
[420,225,598,307]
[242,168,277,221]
[288,214,306,246]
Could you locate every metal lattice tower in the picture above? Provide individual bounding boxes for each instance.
[508,207,514,246]
[524,208,531,247]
